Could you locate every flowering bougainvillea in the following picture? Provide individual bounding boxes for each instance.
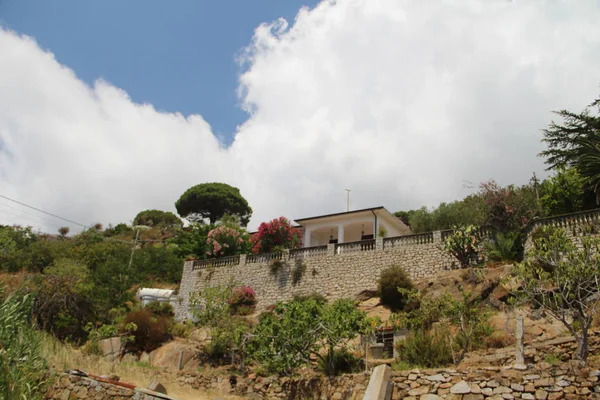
[228,286,257,315]
[250,216,302,254]
[205,225,250,257]
[479,180,538,233]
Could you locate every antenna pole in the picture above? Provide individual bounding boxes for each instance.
[345,189,351,212]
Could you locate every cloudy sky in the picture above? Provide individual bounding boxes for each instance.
[1,0,600,233]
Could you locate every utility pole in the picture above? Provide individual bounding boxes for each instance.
[128,228,140,272]
[345,189,351,212]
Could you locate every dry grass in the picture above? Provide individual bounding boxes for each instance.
[41,335,242,400]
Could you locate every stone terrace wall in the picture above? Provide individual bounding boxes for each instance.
[45,374,173,400]
[523,208,600,253]
[173,232,461,320]
[174,362,600,399]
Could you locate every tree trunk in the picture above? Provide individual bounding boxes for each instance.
[575,329,589,364]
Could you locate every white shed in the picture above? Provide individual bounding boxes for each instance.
[136,288,175,306]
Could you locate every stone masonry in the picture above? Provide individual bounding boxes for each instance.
[174,234,457,320]
[174,208,600,321]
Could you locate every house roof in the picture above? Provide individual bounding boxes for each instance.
[294,206,393,225]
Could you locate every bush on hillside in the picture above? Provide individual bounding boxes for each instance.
[144,301,174,317]
[228,286,257,316]
[0,289,48,399]
[122,309,171,354]
[378,266,415,312]
[484,231,523,263]
[395,328,453,368]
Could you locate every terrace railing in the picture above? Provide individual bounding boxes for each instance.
[335,239,375,254]
[383,232,434,248]
[192,255,240,271]
[289,245,328,260]
[246,251,285,265]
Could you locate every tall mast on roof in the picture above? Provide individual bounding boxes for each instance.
[345,189,351,212]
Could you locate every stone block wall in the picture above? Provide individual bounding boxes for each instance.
[174,237,456,320]
[173,362,600,399]
[173,209,600,321]
[45,374,173,400]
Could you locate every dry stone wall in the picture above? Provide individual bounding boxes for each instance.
[174,238,456,319]
[45,374,173,400]
[173,362,600,399]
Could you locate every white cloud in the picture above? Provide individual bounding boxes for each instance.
[1,0,600,233]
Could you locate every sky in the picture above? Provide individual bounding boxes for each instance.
[1,0,600,234]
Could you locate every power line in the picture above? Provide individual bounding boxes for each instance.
[0,201,68,228]
[0,193,89,229]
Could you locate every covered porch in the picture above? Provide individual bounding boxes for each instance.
[295,206,410,247]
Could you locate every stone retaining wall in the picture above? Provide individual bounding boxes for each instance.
[45,374,172,400]
[173,363,600,399]
[174,239,457,319]
[174,209,600,321]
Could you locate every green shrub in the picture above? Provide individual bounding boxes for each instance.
[484,232,523,262]
[292,292,327,304]
[0,289,48,399]
[122,309,171,354]
[144,301,174,317]
[170,321,193,338]
[395,329,453,368]
[317,349,362,376]
[228,286,257,316]
[444,225,481,268]
[378,266,415,312]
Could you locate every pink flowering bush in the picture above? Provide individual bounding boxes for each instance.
[479,180,538,233]
[250,216,302,254]
[206,225,250,257]
[228,286,257,316]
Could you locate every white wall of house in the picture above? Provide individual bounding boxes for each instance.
[300,210,409,247]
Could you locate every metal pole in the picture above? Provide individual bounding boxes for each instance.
[345,189,351,212]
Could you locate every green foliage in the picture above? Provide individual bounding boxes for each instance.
[248,298,367,375]
[479,180,539,233]
[168,222,215,259]
[292,292,327,304]
[395,195,485,233]
[248,298,323,375]
[0,288,48,399]
[484,231,523,263]
[513,226,600,363]
[316,349,361,375]
[58,226,70,238]
[377,266,415,312]
[169,321,194,338]
[122,309,172,354]
[33,259,96,342]
[133,209,182,228]
[228,286,257,316]
[444,225,481,268]
[539,168,587,216]
[191,284,250,365]
[540,95,600,201]
[191,284,234,327]
[175,182,253,226]
[395,329,453,368]
[399,289,492,364]
[144,301,174,317]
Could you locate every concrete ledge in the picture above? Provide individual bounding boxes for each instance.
[363,364,392,400]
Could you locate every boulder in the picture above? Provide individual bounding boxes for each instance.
[147,378,167,394]
[149,341,197,370]
[98,337,121,357]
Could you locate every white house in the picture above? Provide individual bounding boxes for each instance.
[295,206,410,247]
